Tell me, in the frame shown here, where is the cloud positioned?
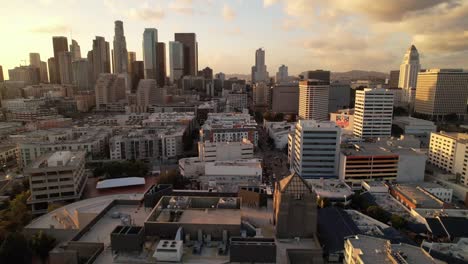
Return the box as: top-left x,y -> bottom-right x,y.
128,6 -> 165,22
263,0 -> 279,7
226,27 -> 242,35
223,4 -> 236,21
30,23 -> 69,34
169,0 -> 194,14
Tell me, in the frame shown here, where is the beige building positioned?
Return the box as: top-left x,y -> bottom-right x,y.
198,139 -> 254,162
270,83 -> 299,114
25,151 -> 87,214
298,79 -> 329,121
414,69 -> 468,119
136,79 -> 166,109
428,132 -> 468,186
353,88 -> 394,138
252,82 -> 270,108
94,73 -> 126,110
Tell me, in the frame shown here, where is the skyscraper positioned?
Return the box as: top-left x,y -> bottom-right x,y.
127,51 -> 136,75
276,64 -> 288,83
58,51 -> 73,84
398,45 -> 421,104
289,120 -> 341,179
143,28 -> 158,80
353,88 -> 394,138
169,41 -> 184,83
414,69 -> 468,120
47,58 -> 56,84
40,61 -> 48,83
52,36 -> 68,84
251,48 -> 269,83
156,42 -> 166,86
298,79 -> 329,121
72,59 -> 91,91
91,36 -> 111,83
29,53 -> 41,68
174,33 -> 198,76
69,39 -> 81,61
113,20 -> 128,74
0,65 -> 4,82
389,70 -> 400,88
8,66 -> 40,85
131,61 -> 144,92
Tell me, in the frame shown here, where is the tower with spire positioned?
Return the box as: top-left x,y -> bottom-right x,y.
398,45 -> 421,105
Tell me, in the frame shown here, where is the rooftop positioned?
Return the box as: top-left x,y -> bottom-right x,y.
391,184 -> 445,209
28,151 -> 85,169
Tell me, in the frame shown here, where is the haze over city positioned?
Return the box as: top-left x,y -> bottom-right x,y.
1,0 -> 468,78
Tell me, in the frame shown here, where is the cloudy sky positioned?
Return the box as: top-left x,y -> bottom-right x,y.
1,0 -> 467,78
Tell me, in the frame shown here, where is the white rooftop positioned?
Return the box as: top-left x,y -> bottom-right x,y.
96,177 -> 146,189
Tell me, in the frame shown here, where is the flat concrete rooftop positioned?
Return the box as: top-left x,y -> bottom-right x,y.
155,208 -> 241,225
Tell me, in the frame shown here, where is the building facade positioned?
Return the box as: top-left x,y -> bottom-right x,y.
271,83 -> 299,114
174,33 -> 198,76
143,28 -> 158,79
52,36 -> 68,84
353,88 -> 394,138
398,45 -> 420,104
289,120 -> 341,179
298,79 -> 329,121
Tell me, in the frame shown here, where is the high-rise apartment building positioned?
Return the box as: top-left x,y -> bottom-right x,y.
298,79 -> 329,121
174,33 -> 198,76
398,45 -> 420,104
251,48 -> 269,83
389,70 -> 400,88
414,69 -> 468,119
52,36 -> 68,83
169,41 -> 184,83
91,36 -> 111,83
353,88 -> 394,138
289,120 -> 341,179
47,58 -> 56,84
94,73 -> 126,110
276,64 -> 288,83
127,51 -> 136,74
26,151 -> 87,214
136,79 -> 165,108
58,51 -> 73,84
69,39 -> 81,61
113,20 -> 128,74
156,42 -> 166,86
143,28 -> 158,80
72,59 -> 91,90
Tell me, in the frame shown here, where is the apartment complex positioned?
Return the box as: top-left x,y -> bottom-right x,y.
414,69 -> 468,119
25,151 -> 87,214
353,88 -> 394,138
200,112 -> 258,146
298,79 -> 329,121
289,120 -> 341,179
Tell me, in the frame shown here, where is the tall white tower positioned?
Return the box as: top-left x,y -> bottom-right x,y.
113,21 -> 128,74
398,45 -> 420,104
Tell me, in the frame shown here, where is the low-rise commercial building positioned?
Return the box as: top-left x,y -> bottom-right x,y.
307,179 -> 353,206
264,121 -> 295,149
198,139 -> 253,162
393,116 -> 436,146
389,184 -> 446,209
25,151 -> 87,214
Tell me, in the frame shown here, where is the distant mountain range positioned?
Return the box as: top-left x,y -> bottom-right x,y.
225,70 -> 389,82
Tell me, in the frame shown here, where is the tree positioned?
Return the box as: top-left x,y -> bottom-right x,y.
390,214 -> 407,229
366,206 -> 390,223
0,232 -> 32,264
30,231 -> 56,264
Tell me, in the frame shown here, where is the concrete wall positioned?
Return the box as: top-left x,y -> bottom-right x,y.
397,153 -> 426,182
275,194 -> 317,239
110,226 -> 145,252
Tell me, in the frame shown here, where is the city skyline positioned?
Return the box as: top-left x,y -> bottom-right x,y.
1,0 -> 468,79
